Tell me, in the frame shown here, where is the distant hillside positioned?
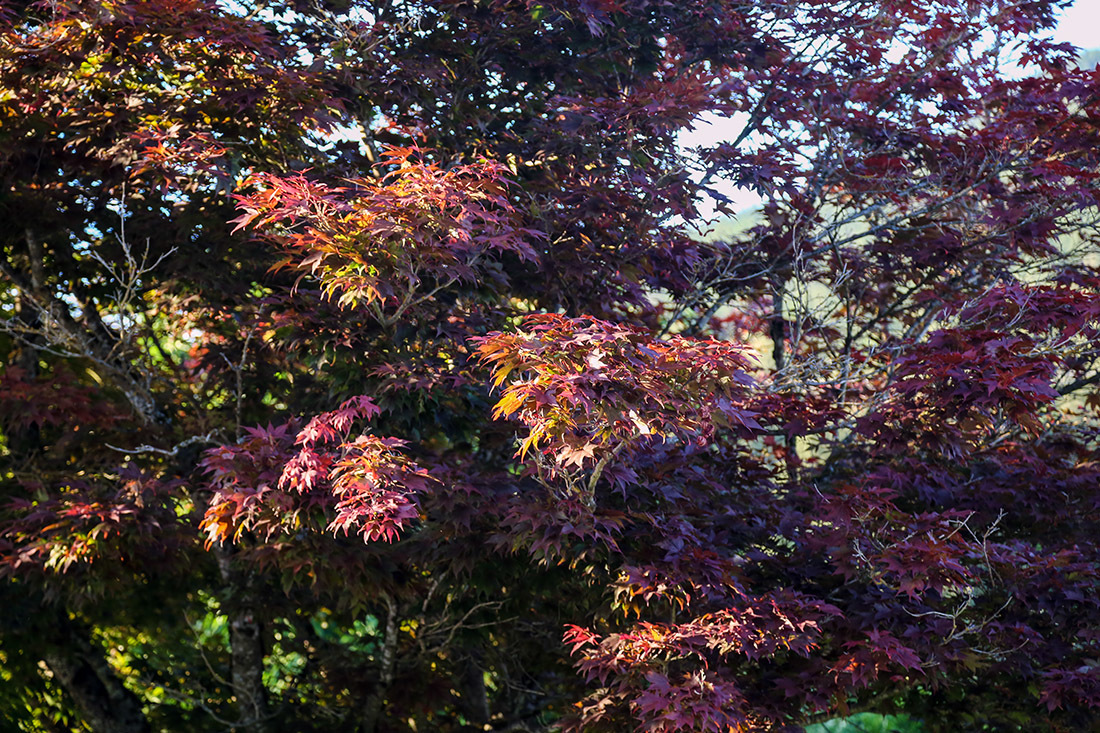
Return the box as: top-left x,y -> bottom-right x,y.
694,207 -> 760,242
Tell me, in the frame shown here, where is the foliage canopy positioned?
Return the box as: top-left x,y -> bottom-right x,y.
1,0 -> 1100,730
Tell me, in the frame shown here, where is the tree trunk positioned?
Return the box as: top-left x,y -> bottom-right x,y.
769,276 -> 786,374
214,544 -> 271,733
361,595 -> 397,733
41,619 -> 150,733
458,650 -> 490,727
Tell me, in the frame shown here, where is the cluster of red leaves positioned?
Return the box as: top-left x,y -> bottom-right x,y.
893,329 -> 1060,426
282,396 -> 433,543
130,122 -> 231,191
202,396 -> 434,547
231,148 -> 541,318
474,314 -> 760,471
0,470 -> 180,584
0,0 -> 331,173
490,495 -> 627,563
200,422 -> 299,547
856,283 -> 1100,458
0,366 -> 122,435
830,629 -> 924,690
812,482 -> 976,599
565,593 -> 839,731
952,282 -> 1100,342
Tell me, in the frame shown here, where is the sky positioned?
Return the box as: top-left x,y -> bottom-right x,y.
692,0 -> 1100,215
1053,0 -> 1100,49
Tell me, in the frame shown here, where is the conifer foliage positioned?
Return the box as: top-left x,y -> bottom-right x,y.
1,0 -> 1099,730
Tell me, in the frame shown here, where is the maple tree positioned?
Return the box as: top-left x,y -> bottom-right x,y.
1,0 -> 1100,731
